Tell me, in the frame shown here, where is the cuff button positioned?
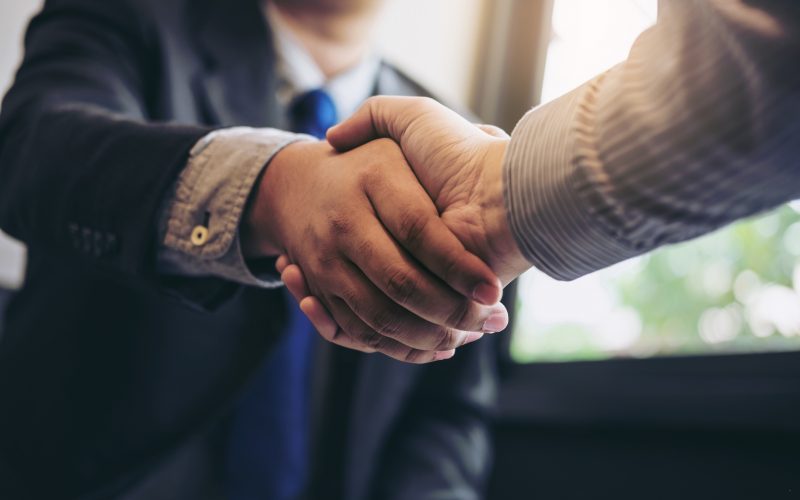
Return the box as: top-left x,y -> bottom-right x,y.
191,225 -> 210,246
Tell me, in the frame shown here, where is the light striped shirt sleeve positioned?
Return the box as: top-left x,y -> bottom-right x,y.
503,0 -> 800,281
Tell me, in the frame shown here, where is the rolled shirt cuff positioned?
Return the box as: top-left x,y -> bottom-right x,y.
503,77 -> 641,281
158,127 -> 314,287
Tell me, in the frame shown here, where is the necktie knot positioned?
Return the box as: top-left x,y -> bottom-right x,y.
290,89 -> 338,139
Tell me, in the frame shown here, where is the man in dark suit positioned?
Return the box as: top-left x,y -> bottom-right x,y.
0,0 -> 506,499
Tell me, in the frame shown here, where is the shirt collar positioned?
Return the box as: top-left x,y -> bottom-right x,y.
264,2 -> 381,120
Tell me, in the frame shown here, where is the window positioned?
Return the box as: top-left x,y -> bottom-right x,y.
511,0 -> 800,363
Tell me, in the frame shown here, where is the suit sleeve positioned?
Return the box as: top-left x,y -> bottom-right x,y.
368,339 -> 498,500
503,0 -> 800,280
0,0 -> 213,288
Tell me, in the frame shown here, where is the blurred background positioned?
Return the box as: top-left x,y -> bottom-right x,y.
2,0 -> 800,498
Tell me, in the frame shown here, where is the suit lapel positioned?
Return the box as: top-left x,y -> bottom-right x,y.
190,0 -> 287,129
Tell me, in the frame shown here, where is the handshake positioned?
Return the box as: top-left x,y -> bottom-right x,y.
242,97 -> 532,363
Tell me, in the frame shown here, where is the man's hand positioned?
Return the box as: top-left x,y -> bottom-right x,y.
277,97 -> 533,348
328,96 -> 531,284
242,138 -> 508,363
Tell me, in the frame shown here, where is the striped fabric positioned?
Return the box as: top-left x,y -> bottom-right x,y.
503,0 -> 800,281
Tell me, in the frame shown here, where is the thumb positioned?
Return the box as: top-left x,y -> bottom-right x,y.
327,96 -> 433,152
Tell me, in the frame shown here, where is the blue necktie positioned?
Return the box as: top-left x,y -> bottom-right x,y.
225,89 -> 338,500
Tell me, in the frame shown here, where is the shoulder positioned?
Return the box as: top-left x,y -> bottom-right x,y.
35,0 -> 191,36
376,61 -> 478,122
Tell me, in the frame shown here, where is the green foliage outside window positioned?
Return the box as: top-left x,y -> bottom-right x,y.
511,205 -> 800,363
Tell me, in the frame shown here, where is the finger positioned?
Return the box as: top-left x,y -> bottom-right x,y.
326,258 -> 492,351
276,254 -> 291,274
298,296 -> 376,353
364,154 -> 503,306
323,295 -> 455,364
289,263 -> 485,353
299,296 -> 342,342
308,291 -> 484,353
285,268 -> 371,352
475,124 -> 510,139
300,297 -> 462,361
340,217 -> 508,334
281,264 -> 311,301
327,96 -> 439,152
282,266 -> 369,351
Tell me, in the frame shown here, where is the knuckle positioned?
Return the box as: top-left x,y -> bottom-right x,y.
402,349 -> 431,364
340,311 -> 360,333
362,329 -> 385,351
370,308 -> 402,338
357,342 -> 378,354
327,213 -> 353,238
355,238 -> 375,262
445,299 -> 473,330
340,287 -> 361,311
434,328 -> 458,351
341,315 -> 368,343
397,211 -> 430,249
365,95 -> 382,108
384,269 -> 418,305
316,252 -> 339,268
365,96 -> 385,126
358,166 -> 383,188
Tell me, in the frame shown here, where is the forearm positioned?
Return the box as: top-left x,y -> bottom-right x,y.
503,0 -> 800,280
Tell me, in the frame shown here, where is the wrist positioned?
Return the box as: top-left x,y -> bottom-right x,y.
241,140 -> 312,258
481,139 -> 531,284
241,174 -> 277,258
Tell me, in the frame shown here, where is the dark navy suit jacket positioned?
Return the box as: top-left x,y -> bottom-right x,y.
0,0 -> 500,499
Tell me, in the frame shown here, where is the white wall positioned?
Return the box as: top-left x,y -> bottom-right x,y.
375,0 -> 484,106
0,0 -> 41,288
0,1 -> 41,95
0,0 -> 482,288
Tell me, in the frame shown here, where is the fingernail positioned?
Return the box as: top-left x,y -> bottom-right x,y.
473,282 -> 500,305
483,310 -> 509,333
463,332 -> 484,345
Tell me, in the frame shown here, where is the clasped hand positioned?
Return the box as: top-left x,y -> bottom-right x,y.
244,97 -> 531,363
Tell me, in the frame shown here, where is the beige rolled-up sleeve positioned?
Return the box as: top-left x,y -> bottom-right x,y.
158,127 -> 313,287
504,0 -> 800,281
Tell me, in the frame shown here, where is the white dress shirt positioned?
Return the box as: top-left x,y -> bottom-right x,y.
267,2 -> 381,121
